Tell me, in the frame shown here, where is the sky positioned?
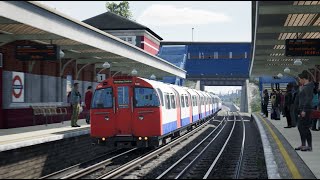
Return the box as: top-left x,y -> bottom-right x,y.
37,1 -> 251,42
37,1 -> 251,95
205,86 -> 242,95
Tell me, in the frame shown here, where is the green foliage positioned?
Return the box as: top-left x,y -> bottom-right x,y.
106,1 -> 133,19
250,83 -> 261,112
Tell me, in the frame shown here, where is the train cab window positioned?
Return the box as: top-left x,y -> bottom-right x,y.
185,96 -> 189,107
134,87 -> 160,108
91,88 -> 113,108
181,96 -> 185,108
170,95 -> 176,109
165,94 -> 171,109
156,88 -> 164,106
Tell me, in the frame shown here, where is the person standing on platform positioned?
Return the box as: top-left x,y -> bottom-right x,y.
70,83 -> 82,127
270,89 -> 277,120
262,89 -> 269,118
85,86 -> 93,124
295,71 -> 314,151
284,84 -> 293,128
311,83 -> 319,131
290,84 -> 299,127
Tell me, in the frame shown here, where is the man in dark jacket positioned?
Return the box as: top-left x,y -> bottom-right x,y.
295,70 -> 314,152
262,89 -> 269,118
284,84 -> 293,128
290,84 -> 299,127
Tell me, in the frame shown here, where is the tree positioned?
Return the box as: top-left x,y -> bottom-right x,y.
106,1 -> 133,19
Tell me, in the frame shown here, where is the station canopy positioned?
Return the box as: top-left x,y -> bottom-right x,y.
250,1 -> 320,77
0,1 -> 186,79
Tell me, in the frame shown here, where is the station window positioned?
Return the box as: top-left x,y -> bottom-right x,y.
134,87 -> 160,108
245,52 -> 247,59
229,52 -> 233,59
91,88 -> 113,108
170,95 -> 176,109
199,52 -> 201,59
127,37 -> 132,42
181,96 -> 185,108
214,52 -> 218,59
188,53 -> 190,59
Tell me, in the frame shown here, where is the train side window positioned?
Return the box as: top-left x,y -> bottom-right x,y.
181,95 -> 185,108
185,96 -> 189,107
165,94 -> 171,109
171,95 -> 176,109
193,96 -> 196,107
156,88 -> 164,106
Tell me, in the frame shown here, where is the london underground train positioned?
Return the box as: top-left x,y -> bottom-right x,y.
90,76 -> 222,148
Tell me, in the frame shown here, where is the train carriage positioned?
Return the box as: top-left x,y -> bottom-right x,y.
91,76 -> 221,148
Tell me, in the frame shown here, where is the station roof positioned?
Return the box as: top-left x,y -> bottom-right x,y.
83,11 -> 163,40
250,1 -> 320,77
0,1 -> 185,79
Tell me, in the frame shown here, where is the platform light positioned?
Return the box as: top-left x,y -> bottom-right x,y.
144,137 -> 148,141
131,69 -> 138,76
294,59 -> 302,66
284,67 -> 290,74
59,50 -> 65,58
277,73 -> 283,78
138,137 -> 142,140
102,137 -> 106,141
103,62 -> 111,69
150,74 -> 156,80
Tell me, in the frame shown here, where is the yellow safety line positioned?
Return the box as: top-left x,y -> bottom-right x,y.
257,113 -> 302,179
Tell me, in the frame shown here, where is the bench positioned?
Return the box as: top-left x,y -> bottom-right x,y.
30,105 -> 68,126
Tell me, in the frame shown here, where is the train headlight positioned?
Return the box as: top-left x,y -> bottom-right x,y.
139,116 -> 144,120
105,116 -> 109,121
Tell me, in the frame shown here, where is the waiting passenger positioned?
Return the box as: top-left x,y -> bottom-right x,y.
284,84 -> 293,128
295,71 -> 314,151
70,83 -> 82,127
262,89 -> 269,118
290,83 -> 299,127
85,86 -> 93,124
311,83 -> 319,131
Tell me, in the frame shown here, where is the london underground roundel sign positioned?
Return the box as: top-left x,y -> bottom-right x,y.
12,72 -> 24,102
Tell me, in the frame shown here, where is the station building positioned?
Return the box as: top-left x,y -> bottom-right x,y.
0,2 -> 178,129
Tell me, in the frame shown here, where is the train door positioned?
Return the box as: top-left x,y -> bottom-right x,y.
115,86 -> 133,135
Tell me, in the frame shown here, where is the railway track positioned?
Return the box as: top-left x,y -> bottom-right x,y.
40,148 -> 148,179
155,112 -> 238,179
40,114 -> 220,179
96,114 -> 223,179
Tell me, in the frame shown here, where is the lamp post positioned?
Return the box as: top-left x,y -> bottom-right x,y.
192,27 -> 194,42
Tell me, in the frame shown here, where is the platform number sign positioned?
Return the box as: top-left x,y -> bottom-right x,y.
97,74 -> 106,82
12,72 -> 24,103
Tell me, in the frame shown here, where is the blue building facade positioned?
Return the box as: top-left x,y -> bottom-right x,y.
185,42 -> 251,78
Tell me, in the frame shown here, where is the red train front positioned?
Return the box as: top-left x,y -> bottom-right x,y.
90,76 -> 162,147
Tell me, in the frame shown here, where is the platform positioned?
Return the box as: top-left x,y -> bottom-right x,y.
253,112 -> 319,179
0,119 -> 90,152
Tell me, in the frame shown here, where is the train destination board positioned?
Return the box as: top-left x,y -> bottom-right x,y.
285,39 -> 320,56
16,45 -> 59,61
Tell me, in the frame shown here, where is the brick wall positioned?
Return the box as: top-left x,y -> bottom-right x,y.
0,135 -> 113,179
0,40 -> 101,128
140,36 -> 159,55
